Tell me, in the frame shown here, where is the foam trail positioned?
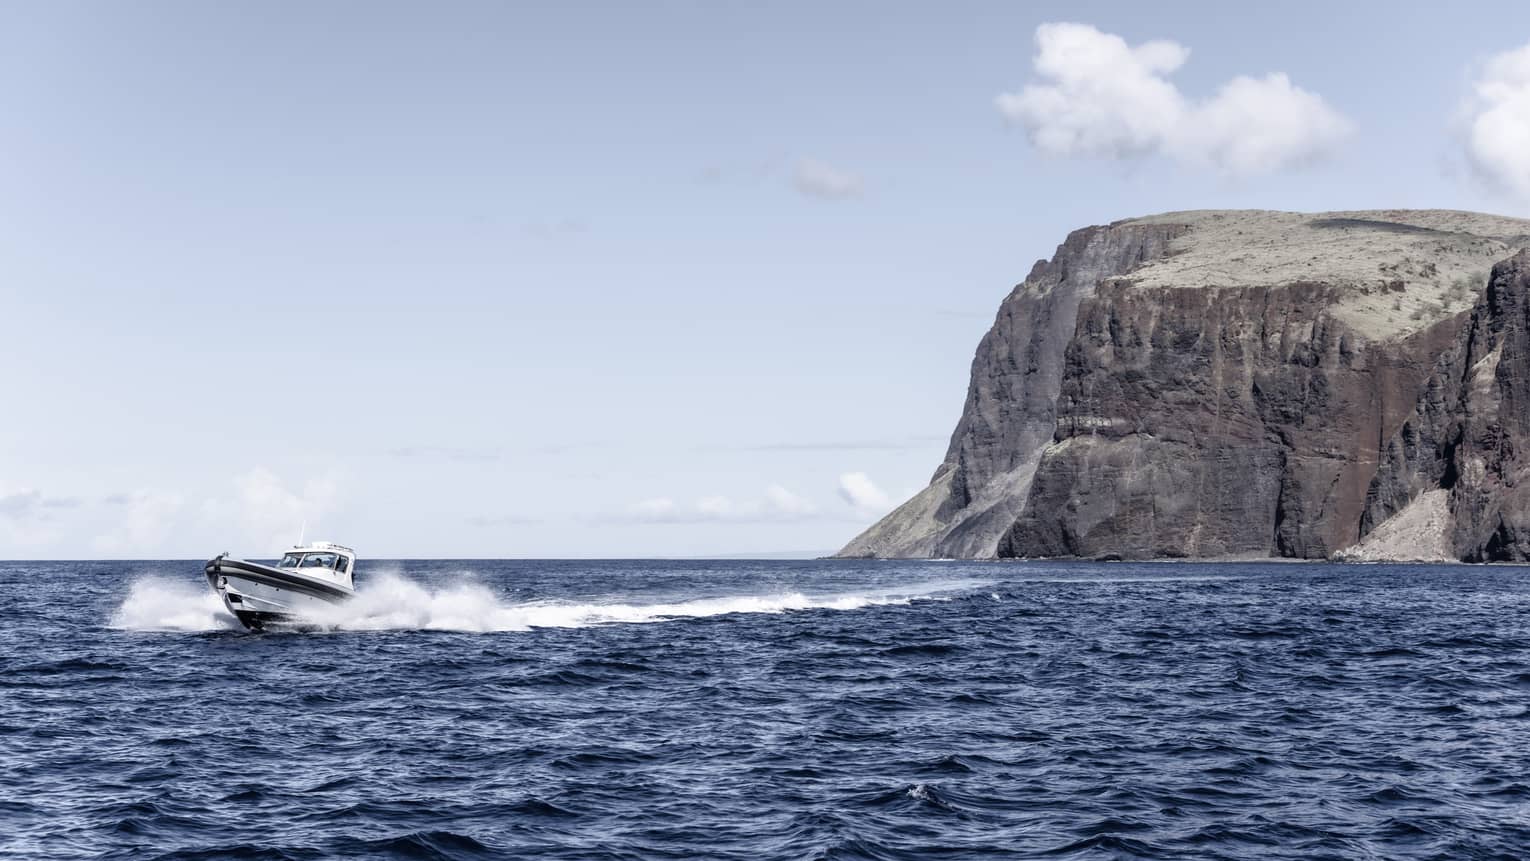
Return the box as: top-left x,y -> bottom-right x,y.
307,573 -> 986,633
110,576 -> 240,632
108,571 -> 989,634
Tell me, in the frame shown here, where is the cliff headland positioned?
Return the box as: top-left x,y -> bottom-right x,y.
839,210 -> 1530,562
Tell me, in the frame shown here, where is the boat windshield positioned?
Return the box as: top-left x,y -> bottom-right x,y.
276,551 -> 350,573
300,552 -> 339,570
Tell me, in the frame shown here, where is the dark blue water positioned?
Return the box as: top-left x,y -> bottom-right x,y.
5,560 -> 1530,859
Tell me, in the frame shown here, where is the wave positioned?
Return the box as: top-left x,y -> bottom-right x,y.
110,572 -> 986,634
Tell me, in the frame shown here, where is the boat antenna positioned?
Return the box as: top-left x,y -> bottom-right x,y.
298,519 -> 306,547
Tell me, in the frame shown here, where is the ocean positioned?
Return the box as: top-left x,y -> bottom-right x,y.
4,559 -> 1530,859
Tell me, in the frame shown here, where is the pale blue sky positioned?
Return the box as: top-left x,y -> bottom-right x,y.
2,2 -> 1527,558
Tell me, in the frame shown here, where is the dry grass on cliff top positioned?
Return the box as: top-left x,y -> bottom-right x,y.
1119,209 -> 1530,340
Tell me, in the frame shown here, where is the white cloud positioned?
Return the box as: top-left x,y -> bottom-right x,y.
695,495 -> 732,517
764,484 -> 816,517
615,485 -> 819,524
0,489 -> 45,520
1464,40 -> 1530,200
0,488 -> 78,516
0,488 -> 62,545
996,22 -> 1351,176
95,490 -> 185,554
837,472 -> 893,518
0,487 -> 84,546
793,158 -> 864,200
203,467 -> 339,551
631,497 -> 680,520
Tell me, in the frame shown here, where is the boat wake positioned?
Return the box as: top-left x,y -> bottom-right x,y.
110,572 -> 987,633
109,577 -> 243,632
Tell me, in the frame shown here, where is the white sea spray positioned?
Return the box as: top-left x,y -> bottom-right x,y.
107,571 -> 988,634
109,576 -> 240,632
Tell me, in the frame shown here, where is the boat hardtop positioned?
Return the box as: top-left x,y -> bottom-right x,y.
272,542 -> 358,587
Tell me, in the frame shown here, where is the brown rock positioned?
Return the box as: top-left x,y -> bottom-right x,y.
1365,251 -> 1530,561
838,210 -> 1530,561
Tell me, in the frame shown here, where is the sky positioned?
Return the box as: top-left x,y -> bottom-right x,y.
2,1 -> 1529,559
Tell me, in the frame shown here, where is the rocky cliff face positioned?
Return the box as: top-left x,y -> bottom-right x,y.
838,210 -> 1530,561
1353,251 -> 1530,561
837,221 -> 1188,558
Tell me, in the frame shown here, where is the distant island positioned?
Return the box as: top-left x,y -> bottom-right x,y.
839,210 -> 1530,563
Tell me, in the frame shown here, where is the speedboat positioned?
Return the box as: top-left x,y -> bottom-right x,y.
205,542 -> 357,630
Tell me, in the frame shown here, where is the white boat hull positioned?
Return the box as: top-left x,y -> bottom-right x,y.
205,556 -> 354,630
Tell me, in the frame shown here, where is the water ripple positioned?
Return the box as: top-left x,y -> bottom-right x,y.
3,559 -> 1530,858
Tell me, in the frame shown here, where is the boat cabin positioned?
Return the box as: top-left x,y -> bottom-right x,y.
276,542 -> 357,587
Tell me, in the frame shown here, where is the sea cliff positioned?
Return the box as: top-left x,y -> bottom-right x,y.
838,210 -> 1530,562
